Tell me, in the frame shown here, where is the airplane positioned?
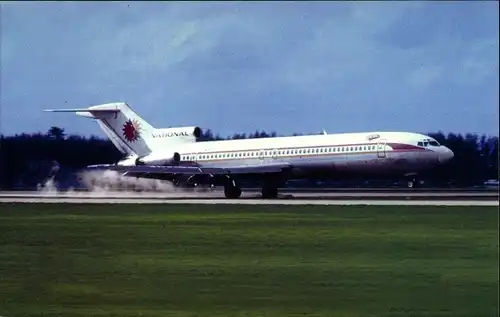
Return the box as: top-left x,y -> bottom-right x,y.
44,102 -> 454,198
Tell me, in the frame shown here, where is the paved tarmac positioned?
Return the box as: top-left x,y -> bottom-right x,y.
0,190 -> 497,206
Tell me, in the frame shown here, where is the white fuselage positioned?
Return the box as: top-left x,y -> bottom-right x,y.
120,131 -> 454,179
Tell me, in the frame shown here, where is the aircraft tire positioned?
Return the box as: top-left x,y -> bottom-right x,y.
171,178 -> 181,187
261,186 -> 278,199
407,178 -> 419,188
224,185 -> 242,199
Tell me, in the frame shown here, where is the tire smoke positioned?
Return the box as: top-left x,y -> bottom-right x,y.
78,170 -> 177,193
35,170 -> 212,196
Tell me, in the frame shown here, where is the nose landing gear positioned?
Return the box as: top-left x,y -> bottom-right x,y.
407,179 -> 416,188
406,177 -> 424,188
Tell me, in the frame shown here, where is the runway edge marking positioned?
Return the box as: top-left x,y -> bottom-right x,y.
0,197 -> 497,206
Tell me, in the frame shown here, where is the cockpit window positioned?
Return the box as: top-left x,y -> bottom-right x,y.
418,139 -> 440,147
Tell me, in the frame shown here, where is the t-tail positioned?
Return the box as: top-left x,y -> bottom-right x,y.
44,102 -> 201,158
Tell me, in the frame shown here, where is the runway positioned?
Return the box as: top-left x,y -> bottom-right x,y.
0,190 -> 497,206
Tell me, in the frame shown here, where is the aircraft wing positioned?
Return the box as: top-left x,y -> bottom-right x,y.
86,162 -> 292,175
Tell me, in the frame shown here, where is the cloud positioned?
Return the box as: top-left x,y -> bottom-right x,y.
1,1 -> 498,137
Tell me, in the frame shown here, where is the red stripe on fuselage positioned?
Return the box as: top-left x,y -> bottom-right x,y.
387,143 -> 427,151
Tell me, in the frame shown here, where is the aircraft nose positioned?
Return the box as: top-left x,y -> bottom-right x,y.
439,146 -> 454,163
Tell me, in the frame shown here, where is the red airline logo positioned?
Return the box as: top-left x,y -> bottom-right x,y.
122,119 -> 141,142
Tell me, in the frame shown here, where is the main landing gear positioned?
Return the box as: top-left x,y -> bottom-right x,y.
261,176 -> 284,199
261,184 -> 279,199
222,176 -> 282,199
224,177 -> 242,199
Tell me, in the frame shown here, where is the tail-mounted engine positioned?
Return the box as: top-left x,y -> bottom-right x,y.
135,152 -> 181,166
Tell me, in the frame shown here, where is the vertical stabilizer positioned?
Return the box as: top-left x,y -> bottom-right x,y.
44,102 -> 155,157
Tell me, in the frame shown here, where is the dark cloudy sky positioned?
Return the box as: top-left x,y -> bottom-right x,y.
1,1 -> 498,138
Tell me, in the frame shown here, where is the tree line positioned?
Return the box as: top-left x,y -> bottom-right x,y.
0,126 -> 498,189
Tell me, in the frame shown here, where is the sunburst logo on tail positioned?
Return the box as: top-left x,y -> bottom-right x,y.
122,119 -> 141,142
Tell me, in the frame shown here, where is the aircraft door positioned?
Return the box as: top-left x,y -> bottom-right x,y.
377,139 -> 387,158
272,149 -> 278,161
258,150 -> 265,162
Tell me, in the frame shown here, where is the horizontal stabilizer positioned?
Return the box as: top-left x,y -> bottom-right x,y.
43,108 -> 120,113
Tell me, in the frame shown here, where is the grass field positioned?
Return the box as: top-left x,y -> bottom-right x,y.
0,203 -> 498,317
